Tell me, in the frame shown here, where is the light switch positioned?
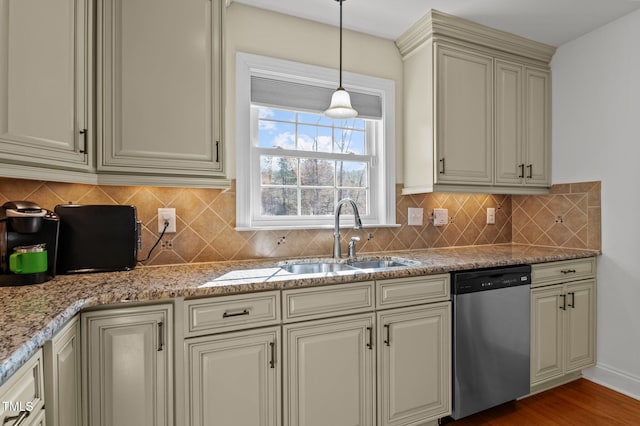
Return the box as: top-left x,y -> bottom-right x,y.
433,208 -> 448,226
487,207 -> 496,225
408,207 -> 423,226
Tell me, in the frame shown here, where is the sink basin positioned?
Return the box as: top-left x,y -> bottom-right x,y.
279,262 -> 357,274
278,257 -> 417,275
347,259 -> 410,269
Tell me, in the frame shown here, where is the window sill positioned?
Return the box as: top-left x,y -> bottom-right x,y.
235,223 -> 401,232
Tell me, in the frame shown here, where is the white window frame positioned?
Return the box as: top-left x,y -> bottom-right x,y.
236,52 -> 396,230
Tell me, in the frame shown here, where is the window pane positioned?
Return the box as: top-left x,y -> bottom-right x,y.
337,189 -> 368,215
258,121 -> 296,149
337,161 -> 368,187
300,159 -> 335,186
301,189 -> 335,215
258,107 -> 296,122
261,188 -> 298,216
298,125 -> 332,152
298,112 -> 332,126
335,128 -> 365,154
260,156 -> 298,185
334,118 -> 365,129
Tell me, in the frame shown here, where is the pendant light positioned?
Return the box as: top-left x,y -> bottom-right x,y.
325,0 -> 358,119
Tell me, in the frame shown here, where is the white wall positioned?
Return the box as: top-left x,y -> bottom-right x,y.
552,8 -> 640,398
224,3 -> 404,180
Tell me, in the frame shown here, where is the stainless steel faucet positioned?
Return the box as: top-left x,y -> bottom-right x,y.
333,198 -> 363,259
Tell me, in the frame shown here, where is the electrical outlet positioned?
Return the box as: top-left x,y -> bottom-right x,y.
487,207 -> 496,225
408,207 -> 423,226
433,208 -> 448,226
158,208 -> 177,233
160,239 -> 173,249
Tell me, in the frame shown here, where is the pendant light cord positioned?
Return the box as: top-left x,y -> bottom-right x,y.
338,0 -> 344,90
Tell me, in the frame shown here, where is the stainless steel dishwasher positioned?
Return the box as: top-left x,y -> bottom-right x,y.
450,264 -> 531,420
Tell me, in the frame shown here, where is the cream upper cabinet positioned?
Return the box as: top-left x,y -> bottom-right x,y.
495,62 -> 550,186
377,303 -> 450,426
398,9 -> 555,195
435,44 -> 493,185
82,305 -> 173,426
97,0 -> 223,179
0,0 -> 90,172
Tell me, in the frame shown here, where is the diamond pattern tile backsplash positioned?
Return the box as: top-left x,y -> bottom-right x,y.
0,178 -> 600,266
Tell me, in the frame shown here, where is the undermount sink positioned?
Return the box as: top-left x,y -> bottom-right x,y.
279,262 -> 357,274
347,259 -> 409,269
278,257 -> 416,275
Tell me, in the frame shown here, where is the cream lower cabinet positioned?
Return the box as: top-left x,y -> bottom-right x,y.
43,315 -> 81,426
185,327 -> 281,426
284,314 -> 376,426
377,303 -> 450,426
82,304 -> 173,426
181,291 -> 281,426
0,349 -> 45,426
531,258 -> 597,389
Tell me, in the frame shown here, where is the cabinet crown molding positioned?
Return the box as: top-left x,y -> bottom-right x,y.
395,9 -> 557,62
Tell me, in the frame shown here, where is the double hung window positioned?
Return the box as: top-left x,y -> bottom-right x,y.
236,53 -> 395,229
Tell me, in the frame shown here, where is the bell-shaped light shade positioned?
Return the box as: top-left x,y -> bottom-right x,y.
325,88 -> 358,119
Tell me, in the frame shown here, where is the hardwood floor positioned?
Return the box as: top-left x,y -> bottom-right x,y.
449,379 -> 640,425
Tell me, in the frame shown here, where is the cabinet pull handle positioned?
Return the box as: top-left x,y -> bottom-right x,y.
384,324 -> 391,347
3,410 -> 30,425
79,128 -> 87,154
158,321 -> 164,351
439,158 -> 445,174
568,291 -> 575,309
269,341 -> 276,369
215,141 -> 220,163
527,164 -> 533,179
222,309 -> 250,318
559,294 -> 567,311
366,327 -> 373,350
560,269 -> 577,274
518,164 -> 525,178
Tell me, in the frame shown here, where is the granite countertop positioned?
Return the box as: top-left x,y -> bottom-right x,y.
0,243 -> 599,386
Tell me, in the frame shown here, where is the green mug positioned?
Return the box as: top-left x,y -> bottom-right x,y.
9,244 -> 48,274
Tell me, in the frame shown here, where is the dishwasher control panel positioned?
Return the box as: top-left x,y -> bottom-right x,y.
451,264 -> 531,294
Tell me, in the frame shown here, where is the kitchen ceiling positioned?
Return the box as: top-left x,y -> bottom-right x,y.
231,0 -> 640,46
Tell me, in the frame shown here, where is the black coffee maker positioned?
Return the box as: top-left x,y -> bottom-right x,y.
0,201 -> 60,286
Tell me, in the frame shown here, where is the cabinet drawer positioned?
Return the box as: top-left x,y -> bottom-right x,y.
377,274 -> 450,309
0,349 -> 45,425
282,281 -> 375,322
532,257 -> 596,287
185,291 -> 280,336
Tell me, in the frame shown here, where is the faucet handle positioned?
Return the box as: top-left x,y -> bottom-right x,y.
348,236 -> 360,258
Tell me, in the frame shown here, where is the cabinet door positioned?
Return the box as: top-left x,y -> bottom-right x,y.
495,60 -> 523,185
0,0 -> 89,170
44,316 -> 81,426
98,0 -> 222,176
565,280 -> 596,373
284,314 -> 375,426
377,303 -> 450,426
531,284 -> 565,384
434,44 -> 493,185
523,67 -> 550,186
83,305 -> 173,426
185,327 -> 280,426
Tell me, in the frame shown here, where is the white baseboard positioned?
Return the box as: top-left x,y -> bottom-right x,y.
582,363 -> 640,400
